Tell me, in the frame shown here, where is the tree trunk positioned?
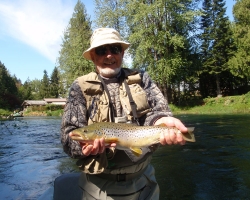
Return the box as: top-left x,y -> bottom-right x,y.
216,74 -> 222,97
162,84 -> 169,104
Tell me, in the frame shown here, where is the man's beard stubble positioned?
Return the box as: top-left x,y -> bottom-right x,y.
98,66 -> 121,78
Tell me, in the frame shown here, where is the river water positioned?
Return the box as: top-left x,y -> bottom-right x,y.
0,114 -> 249,200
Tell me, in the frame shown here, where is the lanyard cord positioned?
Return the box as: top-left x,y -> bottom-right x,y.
97,74 -> 115,122
123,80 -> 140,125
97,72 -> 140,125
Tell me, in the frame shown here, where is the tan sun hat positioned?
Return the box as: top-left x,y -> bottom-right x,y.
83,28 -> 130,60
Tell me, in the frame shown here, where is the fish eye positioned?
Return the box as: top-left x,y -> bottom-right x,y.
84,129 -> 88,132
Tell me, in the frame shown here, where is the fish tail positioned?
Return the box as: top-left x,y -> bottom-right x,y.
183,127 -> 195,142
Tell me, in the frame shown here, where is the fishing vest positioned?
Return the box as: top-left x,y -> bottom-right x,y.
76,68 -> 156,173
77,68 -> 151,125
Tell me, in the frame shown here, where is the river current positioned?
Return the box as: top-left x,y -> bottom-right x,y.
0,114 -> 249,199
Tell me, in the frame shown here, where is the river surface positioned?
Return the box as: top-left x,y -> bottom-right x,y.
0,114 -> 249,200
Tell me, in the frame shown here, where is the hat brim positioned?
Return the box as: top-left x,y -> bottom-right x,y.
83,40 -> 130,60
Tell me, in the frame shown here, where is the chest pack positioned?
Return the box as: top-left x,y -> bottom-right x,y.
77,68 -> 151,125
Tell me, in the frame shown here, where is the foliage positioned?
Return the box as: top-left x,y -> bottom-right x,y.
50,67 -> 60,98
40,70 -> 50,98
228,0 -> 250,83
45,109 -> 64,117
57,0 -> 94,90
126,0 -> 199,80
18,78 -> 34,101
94,0 -> 201,102
23,104 -> 64,117
0,61 -> 20,109
28,79 -> 43,100
199,0 -> 236,97
171,91 -> 250,114
45,104 -> 64,111
94,0 -> 127,33
94,0 -> 132,67
0,109 -> 12,117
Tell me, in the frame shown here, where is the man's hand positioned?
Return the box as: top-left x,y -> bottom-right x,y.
69,133 -> 117,156
154,116 -> 188,145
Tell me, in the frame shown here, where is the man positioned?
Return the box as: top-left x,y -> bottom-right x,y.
61,28 -> 188,199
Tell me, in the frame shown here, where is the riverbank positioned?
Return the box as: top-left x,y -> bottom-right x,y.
0,109 -> 64,119
1,93 -> 250,119
171,92 -> 250,114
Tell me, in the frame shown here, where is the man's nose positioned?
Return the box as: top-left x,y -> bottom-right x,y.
105,48 -> 113,57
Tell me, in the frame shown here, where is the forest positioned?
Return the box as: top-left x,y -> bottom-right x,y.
0,0 -> 249,110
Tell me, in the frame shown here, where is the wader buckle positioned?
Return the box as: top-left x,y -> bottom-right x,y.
117,174 -> 126,182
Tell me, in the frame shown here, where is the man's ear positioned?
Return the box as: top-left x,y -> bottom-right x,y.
90,50 -> 95,62
121,50 -> 125,58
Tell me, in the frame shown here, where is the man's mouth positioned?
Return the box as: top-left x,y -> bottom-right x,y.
104,61 -> 115,65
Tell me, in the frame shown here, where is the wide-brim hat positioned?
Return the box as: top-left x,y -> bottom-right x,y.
83,28 -> 130,60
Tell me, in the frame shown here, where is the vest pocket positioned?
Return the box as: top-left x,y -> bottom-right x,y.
120,83 -> 151,118
87,95 -> 109,124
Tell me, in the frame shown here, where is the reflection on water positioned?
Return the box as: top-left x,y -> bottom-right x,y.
0,117 -> 78,200
0,115 -> 250,199
154,114 -> 250,200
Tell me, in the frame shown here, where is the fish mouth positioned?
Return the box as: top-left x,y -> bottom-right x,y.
69,132 -> 85,141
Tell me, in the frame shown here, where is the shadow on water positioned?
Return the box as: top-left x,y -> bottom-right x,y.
153,114 -> 250,200
0,115 -> 250,199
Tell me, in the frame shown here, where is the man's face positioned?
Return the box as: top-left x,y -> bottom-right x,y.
90,43 -> 124,78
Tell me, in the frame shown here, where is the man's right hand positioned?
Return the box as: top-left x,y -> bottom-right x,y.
79,138 -> 116,156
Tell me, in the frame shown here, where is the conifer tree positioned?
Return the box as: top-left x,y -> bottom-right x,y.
20,78 -> 33,101
200,0 -> 235,97
40,70 -> 50,98
50,67 -> 60,98
57,0 -> 93,89
0,61 -> 19,108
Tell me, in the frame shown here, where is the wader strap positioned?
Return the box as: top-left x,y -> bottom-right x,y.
98,74 -> 115,122
123,80 -> 140,125
92,166 -> 147,182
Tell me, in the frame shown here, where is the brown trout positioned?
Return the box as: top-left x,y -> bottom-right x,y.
70,122 -> 195,156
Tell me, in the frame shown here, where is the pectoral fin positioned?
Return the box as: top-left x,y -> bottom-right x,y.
105,138 -> 119,144
130,147 -> 142,157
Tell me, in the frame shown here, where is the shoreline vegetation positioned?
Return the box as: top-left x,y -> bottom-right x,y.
1,92 -> 250,119
171,92 -> 250,115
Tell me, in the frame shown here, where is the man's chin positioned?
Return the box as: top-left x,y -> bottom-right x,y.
99,67 -> 121,78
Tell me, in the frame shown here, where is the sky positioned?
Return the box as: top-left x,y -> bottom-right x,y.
0,0 -> 236,84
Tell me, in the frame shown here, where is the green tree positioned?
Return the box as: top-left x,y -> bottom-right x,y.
50,67 -> 60,98
94,0 -> 127,34
228,0 -> 250,92
29,79 -> 42,100
93,0 -> 201,103
40,70 -> 50,98
125,0 -> 200,102
200,0 -> 235,97
57,0 -> 94,89
18,78 -> 33,101
0,61 -> 20,109
94,0 -> 131,67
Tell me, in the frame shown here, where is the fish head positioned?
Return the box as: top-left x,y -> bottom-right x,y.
70,127 -> 98,142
